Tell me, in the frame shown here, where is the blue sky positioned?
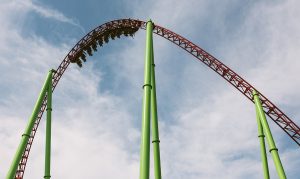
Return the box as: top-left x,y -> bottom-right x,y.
1,0 -> 300,178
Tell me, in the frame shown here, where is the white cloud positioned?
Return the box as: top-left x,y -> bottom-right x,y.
119,0 -> 300,178
1,0 -> 300,179
0,1 -> 139,179
18,0 -> 85,32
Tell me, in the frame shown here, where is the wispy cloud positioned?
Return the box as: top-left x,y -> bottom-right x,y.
118,0 -> 300,178
0,1 -> 137,178
1,0 -> 300,179
20,0 -> 85,32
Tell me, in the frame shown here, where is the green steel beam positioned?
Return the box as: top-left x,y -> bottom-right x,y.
6,70 -> 54,179
255,107 -> 270,179
150,32 -> 162,179
139,20 -> 154,179
44,70 -> 54,179
253,90 -> 286,179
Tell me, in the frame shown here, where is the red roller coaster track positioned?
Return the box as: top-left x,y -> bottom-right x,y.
14,18 -> 300,179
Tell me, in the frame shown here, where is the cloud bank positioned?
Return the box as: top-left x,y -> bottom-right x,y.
0,0 -> 300,179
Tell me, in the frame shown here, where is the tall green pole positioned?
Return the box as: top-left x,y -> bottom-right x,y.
255,107 -> 270,179
150,32 -> 162,179
139,20 -> 153,179
44,70 -> 54,179
6,70 -> 54,179
253,90 -> 286,179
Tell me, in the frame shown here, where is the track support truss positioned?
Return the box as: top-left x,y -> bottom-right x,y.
6,18 -> 300,179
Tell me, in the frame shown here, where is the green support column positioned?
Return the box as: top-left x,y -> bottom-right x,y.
150,34 -> 162,179
253,90 -> 286,179
255,107 -> 270,179
6,70 -> 54,179
44,70 -> 54,179
139,20 -> 154,179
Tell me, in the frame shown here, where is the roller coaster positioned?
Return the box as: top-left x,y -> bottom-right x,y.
6,19 -> 300,179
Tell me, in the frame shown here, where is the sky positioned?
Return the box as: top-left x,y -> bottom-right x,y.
1,0 -> 300,178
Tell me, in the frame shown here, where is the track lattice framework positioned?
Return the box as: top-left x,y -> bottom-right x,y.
14,18 -> 300,179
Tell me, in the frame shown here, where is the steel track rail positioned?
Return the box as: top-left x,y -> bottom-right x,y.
14,18 -> 300,179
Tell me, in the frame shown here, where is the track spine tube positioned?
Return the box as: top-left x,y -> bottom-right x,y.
44,70 -> 54,179
139,20 -> 153,179
150,32 -> 162,179
253,90 -> 286,179
255,106 -> 270,179
6,70 -> 53,179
